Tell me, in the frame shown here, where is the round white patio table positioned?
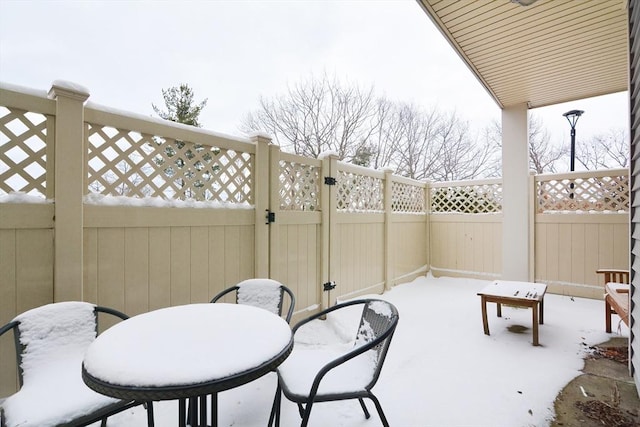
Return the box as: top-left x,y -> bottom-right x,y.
82,303 -> 293,427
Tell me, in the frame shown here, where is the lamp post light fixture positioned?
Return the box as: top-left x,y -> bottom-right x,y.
562,109 -> 584,199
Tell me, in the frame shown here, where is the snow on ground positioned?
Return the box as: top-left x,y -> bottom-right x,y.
95,274 -> 628,427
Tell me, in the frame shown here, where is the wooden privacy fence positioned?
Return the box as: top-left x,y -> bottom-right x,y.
0,81 -> 630,394
0,81 -> 428,395
430,170 -> 630,298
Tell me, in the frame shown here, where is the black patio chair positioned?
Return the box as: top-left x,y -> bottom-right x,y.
0,301 -> 154,427
211,278 -> 295,323
184,278 -> 296,426
268,299 -> 399,427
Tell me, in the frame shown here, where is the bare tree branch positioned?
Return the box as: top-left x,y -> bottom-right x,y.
576,128 -> 629,170
241,73 -> 377,162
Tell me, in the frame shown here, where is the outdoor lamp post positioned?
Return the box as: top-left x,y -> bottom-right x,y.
562,109 -> 584,198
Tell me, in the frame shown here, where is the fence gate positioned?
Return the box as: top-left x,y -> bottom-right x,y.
267,147 -> 329,319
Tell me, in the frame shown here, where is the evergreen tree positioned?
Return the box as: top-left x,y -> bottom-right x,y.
152,84 -> 208,127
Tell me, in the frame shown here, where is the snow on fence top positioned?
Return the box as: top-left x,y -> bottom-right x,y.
1,84 -> 627,214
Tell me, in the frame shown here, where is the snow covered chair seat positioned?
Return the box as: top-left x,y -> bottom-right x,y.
597,268 -> 630,333
211,278 -> 295,323
268,299 -> 399,427
0,302 -> 154,427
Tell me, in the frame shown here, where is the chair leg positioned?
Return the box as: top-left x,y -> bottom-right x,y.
605,299 -> 613,333
300,401 -> 314,427
268,384 -> 282,427
358,398 -> 371,419
368,393 -> 390,427
145,401 -> 155,427
178,399 -> 186,427
188,397 -> 198,427
101,418 -> 108,427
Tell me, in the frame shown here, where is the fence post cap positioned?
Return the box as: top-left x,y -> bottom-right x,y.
48,80 -> 90,101
318,150 -> 339,160
248,131 -> 273,143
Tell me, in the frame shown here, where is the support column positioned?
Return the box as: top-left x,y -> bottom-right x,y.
48,81 -> 90,301
501,103 -> 531,281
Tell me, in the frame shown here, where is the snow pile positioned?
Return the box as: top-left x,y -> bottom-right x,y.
0,192 -> 51,204
84,193 -> 253,209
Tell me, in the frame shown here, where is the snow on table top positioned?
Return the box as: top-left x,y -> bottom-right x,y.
478,280 -> 547,300
83,303 -> 292,387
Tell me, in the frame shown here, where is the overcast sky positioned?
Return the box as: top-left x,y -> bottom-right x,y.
0,0 -> 628,152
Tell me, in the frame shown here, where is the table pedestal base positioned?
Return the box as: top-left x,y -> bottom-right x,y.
179,393 -> 218,427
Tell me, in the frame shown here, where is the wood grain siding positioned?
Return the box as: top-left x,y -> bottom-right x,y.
628,0 -> 639,387
429,214 -> 502,278
390,216 -> 428,284
271,223 -> 320,312
332,214 -> 385,299
430,210 -> 628,299
82,208 -> 256,314
0,204 -> 54,396
535,214 -> 629,298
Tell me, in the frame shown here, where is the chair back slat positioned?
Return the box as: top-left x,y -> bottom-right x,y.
237,279 -> 284,316
596,269 -> 630,285
354,300 -> 399,387
212,278 -> 296,323
13,302 -> 98,386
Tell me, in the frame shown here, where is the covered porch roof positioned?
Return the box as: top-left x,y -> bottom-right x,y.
416,0 -> 629,109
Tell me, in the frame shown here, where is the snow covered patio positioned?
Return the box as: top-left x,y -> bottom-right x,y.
96,274 -> 628,427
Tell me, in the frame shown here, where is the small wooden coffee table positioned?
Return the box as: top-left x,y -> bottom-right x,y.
477,280 -> 548,346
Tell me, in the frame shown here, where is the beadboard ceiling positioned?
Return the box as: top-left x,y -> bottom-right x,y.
416,0 -> 629,108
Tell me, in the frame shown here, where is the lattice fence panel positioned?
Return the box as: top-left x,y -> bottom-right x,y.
0,107 -> 48,197
537,174 -> 629,212
279,160 -> 320,211
86,123 -> 253,204
430,182 -> 502,213
392,181 -> 425,213
336,170 -> 384,212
